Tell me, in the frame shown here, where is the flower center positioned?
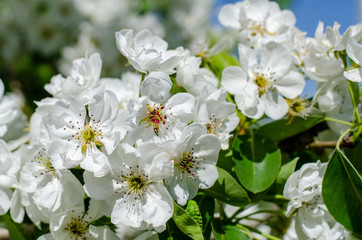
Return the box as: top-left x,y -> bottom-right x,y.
176,150 -> 200,179
286,97 -> 309,120
32,148 -> 57,177
140,103 -> 168,136
254,74 -> 270,97
119,168 -> 150,199
64,217 -> 89,240
205,114 -> 226,135
252,67 -> 275,97
75,125 -> 103,154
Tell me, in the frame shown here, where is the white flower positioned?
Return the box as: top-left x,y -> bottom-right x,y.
344,40 -> 362,82
176,54 -> 218,97
301,22 -> 345,82
283,161 -> 350,239
45,53 -> 103,104
218,0 -> 296,48
45,91 -> 126,177
101,72 -> 141,110
0,139 -> 21,189
193,88 -> 239,150
18,144 -> 84,213
115,29 -> 184,74
163,123 -> 220,205
38,200 -> 118,240
126,78 -> 194,143
221,43 -> 305,120
84,143 -> 173,231
283,161 -> 326,217
0,79 -> 25,138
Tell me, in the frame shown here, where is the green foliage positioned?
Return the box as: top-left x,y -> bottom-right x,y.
203,167 -> 250,206
233,135 -> 281,193
256,116 -> 324,143
196,195 -> 215,239
270,157 -> 299,194
1,214 -> 26,240
322,150 -> 362,236
172,201 -> 204,240
185,200 -> 203,229
208,52 -> 240,80
212,219 -> 249,240
343,141 -> 362,174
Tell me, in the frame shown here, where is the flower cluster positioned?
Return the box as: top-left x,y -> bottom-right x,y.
0,25 -> 240,238
0,0 -> 361,239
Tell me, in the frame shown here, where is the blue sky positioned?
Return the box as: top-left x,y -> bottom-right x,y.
213,0 -> 362,97
291,0 -> 361,36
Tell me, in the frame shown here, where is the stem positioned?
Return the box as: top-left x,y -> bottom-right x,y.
237,224 -> 282,240
323,117 -> 353,127
141,72 -> 146,82
233,209 -> 286,222
262,194 -> 286,201
336,128 -> 352,151
306,140 -> 337,149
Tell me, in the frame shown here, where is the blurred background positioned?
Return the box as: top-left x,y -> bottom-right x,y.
0,0 -> 360,114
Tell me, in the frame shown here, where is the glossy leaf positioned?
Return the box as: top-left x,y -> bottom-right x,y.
209,52 -> 240,79
172,201 -> 203,240
273,157 -> 299,194
185,200 -> 203,229
197,195 -> 214,239
256,116 -> 324,143
212,220 -> 249,240
203,167 -> 250,206
233,135 -> 281,193
322,150 -> 362,235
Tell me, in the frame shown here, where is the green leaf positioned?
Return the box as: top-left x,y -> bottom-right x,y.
256,116 -> 324,143
185,200 -> 203,229
172,201 -> 203,240
159,218 -> 191,240
342,141 -> 362,175
209,52 -> 240,80
322,150 -> 362,235
212,220 -> 249,240
203,167 -> 250,206
2,214 -> 26,240
349,81 -> 360,107
273,157 -> 299,194
233,135 -> 281,193
197,195 -> 214,239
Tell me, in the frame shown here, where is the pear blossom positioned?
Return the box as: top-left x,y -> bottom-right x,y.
221,43 -> 305,119
18,144 -> 84,214
283,161 -> 350,239
193,87 -> 239,149
176,54 -> 218,97
38,200 -> 118,240
344,40 -> 362,82
0,79 -> 26,138
163,123 -> 220,205
126,73 -> 194,143
84,143 -> 173,231
101,72 -> 141,110
0,140 -> 21,215
44,91 -> 126,177
301,22 -> 345,82
218,0 -> 296,48
45,53 -> 103,104
115,29 -> 184,74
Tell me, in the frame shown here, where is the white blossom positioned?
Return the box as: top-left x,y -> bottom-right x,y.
115,29 -> 184,74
